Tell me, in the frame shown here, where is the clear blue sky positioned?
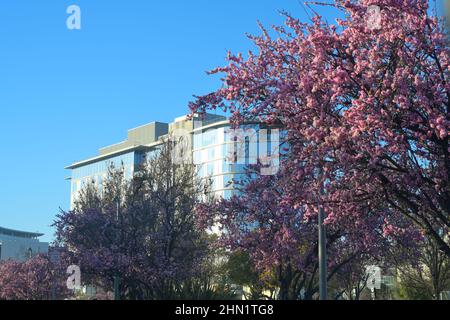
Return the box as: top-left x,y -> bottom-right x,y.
0,1 -> 445,243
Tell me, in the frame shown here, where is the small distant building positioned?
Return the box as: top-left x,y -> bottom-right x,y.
0,226 -> 49,262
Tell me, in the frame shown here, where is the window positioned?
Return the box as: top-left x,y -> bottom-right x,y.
207,147 -> 215,160
382,276 -> 395,287
207,163 -> 214,175
193,150 -> 202,164
72,152 -> 136,181
197,164 -> 205,177
223,174 -> 234,188
223,189 -> 234,199
440,291 -> 450,300
193,132 -> 202,149
202,129 -> 218,146
245,136 -> 250,165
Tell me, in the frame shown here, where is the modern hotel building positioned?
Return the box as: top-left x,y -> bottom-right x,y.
66,113 -> 281,208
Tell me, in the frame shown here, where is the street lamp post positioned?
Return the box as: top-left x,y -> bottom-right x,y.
318,168 -> 328,300
114,197 -> 121,301
114,274 -> 120,300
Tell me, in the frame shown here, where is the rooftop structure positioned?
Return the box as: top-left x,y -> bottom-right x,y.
0,226 -> 44,239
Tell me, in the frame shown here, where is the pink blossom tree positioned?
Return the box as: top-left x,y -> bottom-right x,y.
54,141 -> 211,299
0,254 -> 70,300
190,0 -> 449,256
196,164 -> 420,299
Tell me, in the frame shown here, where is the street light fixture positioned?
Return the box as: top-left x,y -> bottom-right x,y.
114,196 -> 121,301
318,167 -> 328,300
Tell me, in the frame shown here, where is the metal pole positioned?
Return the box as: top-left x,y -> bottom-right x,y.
318,170 -> 328,300
51,283 -> 56,301
114,198 -> 120,301
114,275 -> 120,300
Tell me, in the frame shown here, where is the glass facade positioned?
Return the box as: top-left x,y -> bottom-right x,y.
69,117 -> 283,207
193,124 -> 281,199
71,152 -> 140,205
